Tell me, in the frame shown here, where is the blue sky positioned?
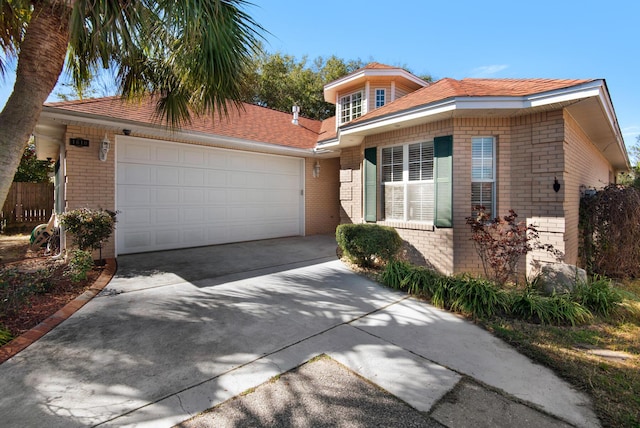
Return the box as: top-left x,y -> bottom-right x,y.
1,0 -> 638,150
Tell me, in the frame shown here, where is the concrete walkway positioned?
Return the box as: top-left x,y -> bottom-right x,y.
0,235 -> 599,427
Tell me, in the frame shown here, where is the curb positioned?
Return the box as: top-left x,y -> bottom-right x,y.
0,258 -> 117,364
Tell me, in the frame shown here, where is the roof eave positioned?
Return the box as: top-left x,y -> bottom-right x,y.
323,68 -> 428,103
330,80 -> 629,170
36,107 -> 316,158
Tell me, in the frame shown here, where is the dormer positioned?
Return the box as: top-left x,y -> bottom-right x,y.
323,62 -> 428,128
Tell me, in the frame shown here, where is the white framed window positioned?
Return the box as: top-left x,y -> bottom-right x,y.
382,142 -> 435,222
471,136 -> 495,216
375,89 -> 386,108
339,91 -> 363,124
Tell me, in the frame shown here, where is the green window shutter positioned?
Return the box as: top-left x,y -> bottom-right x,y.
434,136 -> 453,228
364,147 -> 377,222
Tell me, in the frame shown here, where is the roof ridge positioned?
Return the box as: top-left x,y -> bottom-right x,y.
45,95 -> 123,107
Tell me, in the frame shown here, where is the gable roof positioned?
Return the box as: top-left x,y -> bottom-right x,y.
43,96 -> 322,150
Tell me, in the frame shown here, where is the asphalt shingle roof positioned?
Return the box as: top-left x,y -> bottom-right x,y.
46,77 -> 595,147
46,96 -> 322,150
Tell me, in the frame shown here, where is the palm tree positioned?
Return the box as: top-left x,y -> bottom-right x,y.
0,0 -> 263,207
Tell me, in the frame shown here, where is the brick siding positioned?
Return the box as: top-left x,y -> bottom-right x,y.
305,157 -> 340,235
337,109 -> 615,277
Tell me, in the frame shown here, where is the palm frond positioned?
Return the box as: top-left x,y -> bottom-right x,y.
66,0 -> 265,127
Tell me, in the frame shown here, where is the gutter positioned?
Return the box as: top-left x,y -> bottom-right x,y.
39,107 -> 318,158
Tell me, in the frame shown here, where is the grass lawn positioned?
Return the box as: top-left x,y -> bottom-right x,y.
484,280 -> 640,428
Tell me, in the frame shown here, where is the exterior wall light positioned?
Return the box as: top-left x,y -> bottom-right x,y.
313,160 -> 321,178
553,177 -> 561,193
99,134 -> 110,162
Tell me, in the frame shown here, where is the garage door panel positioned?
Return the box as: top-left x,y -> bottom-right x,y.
183,188 -> 205,204
121,143 -> 152,162
206,189 -> 227,203
118,185 -> 151,205
156,146 -> 180,163
156,229 -> 181,246
156,208 -> 180,224
117,137 -> 303,254
183,169 -> 205,186
206,170 -> 227,186
156,166 -> 181,185
121,208 -> 152,225
183,149 -> 206,165
118,164 -> 153,185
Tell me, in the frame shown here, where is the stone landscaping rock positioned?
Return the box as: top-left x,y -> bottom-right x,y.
540,263 -> 587,295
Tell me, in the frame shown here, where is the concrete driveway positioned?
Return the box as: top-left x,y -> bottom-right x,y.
0,235 -> 598,427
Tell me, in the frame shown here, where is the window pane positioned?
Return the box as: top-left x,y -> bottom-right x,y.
382,146 -> 403,182
384,182 -> 404,220
471,137 -> 493,180
471,182 -> 494,216
408,182 -> 434,222
408,142 -> 434,181
352,92 -> 362,119
376,89 -> 385,108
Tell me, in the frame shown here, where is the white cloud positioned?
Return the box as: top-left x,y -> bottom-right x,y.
469,64 -> 509,78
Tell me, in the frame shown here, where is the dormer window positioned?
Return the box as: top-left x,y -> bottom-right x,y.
340,91 -> 363,124
375,89 -> 386,108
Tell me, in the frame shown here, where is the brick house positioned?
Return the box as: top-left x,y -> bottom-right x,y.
34,63 -> 628,275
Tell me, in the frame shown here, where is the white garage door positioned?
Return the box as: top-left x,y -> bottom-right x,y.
116,136 -> 304,255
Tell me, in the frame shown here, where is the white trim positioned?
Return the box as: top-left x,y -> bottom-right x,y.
324,67 -> 428,93
339,90 -> 364,125
364,81 -> 370,116
341,80 -> 613,136
391,81 -> 396,102
471,136 -> 496,215
380,141 -> 436,224
375,88 -> 386,108
39,107 -> 315,158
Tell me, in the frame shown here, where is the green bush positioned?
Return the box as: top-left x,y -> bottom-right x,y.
336,224 -> 402,267
571,276 -> 622,317
65,249 -> 94,283
60,208 -> 117,251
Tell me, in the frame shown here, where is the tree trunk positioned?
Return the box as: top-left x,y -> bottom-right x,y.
0,3 -> 71,209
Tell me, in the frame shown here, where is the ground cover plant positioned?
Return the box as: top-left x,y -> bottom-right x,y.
0,235 -> 103,348
336,224 -> 640,427
377,259 -> 640,427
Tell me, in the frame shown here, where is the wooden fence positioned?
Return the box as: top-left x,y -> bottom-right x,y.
1,182 -> 54,233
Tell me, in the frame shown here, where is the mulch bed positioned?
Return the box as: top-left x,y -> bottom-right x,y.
1,256 -> 101,338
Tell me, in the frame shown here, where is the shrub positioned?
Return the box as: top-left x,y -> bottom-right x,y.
65,249 -> 94,283
571,276 -> 623,317
580,184 -> 640,277
466,207 -> 562,285
336,224 -> 402,267
60,208 -> 117,252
